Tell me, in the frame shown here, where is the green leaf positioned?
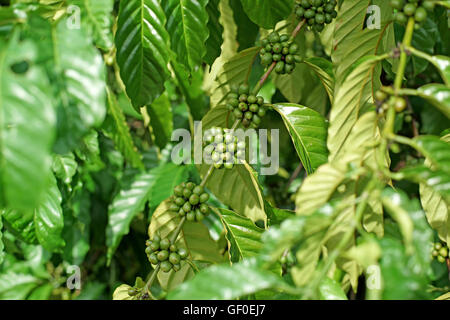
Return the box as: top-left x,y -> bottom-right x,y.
115,0 -> 170,108
328,55 -> 385,158
0,212 -> 3,264
379,189 -> 434,300
27,283 -> 53,300
419,134 -> 450,244
215,207 -> 264,263
416,84 -> 450,119
302,57 -> 335,102
34,175 -> 65,252
52,153 -> 77,184
205,0 -> 223,65
209,47 -> 259,107
68,0 -> 114,50
0,272 -> 40,299
106,170 -> 159,263
410,53 -> 450,86
240,0 -> 294,29
26,16 -> 106,153
0,36 -> 55,210
164,0 -> 209,72
318,277 -> 348,300
401,166 -> 450,203
200,161 -> 267,224
167,259 -> 288,300
273,103 -> 328,174
295,164 -> 345,215
229,0 -> 259,51
148,200 -> 223,290
106,164 -> 190,263
105,88 -> 144,169
147,92 -> 173,149
331,0 -> 392,85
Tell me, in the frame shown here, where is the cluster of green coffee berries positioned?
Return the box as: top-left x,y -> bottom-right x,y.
145,235 -> 189,272
260,32 -> 301,75
375,88 -> 407,114
168,182 -> 210,222
203,127 -> 246,169
227,84 -> 267,128
431,242 -> 449,263
391,0 -> 435,24
295,0 -> 338,32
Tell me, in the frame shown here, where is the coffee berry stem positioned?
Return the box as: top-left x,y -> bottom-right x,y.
290,19 -> 306,41
143,264 -> 160,299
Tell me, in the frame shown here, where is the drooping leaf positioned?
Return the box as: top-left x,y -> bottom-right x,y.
163,0 -> 209,72
229,0 -> 259,51
214,207 -> 264,263
68,0 -> 114,50
105,89 -> 143,169
115,0 -> 170,108
240,0 -> 294,29
0,36 -> 55,210
273,103 -> 328,174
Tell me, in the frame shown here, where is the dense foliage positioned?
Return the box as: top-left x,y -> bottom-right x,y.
0,0 -> 449,300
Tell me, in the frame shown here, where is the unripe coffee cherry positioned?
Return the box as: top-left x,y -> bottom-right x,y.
157,250 -> 169,261
160,261 -> 173,273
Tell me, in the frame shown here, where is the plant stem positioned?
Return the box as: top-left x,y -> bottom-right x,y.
143,264 -> 160,299
393,18 -> 415,91
290,19 -> 306,40
170,216 -> 187,243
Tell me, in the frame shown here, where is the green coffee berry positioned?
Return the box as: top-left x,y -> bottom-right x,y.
157,250 -> 169,261
178,248 -> 188,259
148,253 -> 159,265
160,238 -> 170,250
193,185 -> 204,195
186,212 -> 196,222
169,252 -> 181,265
189,194 -> 199,205
182,202 -> 192,213
160,261 -> 173,273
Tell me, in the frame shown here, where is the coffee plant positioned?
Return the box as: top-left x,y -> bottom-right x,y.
0,0 -> 449,301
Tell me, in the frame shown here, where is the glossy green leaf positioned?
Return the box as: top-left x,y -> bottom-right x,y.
0,36 -> 55,210
273,103 -> 328,174
0,212 -> 3,264
215,207 -> 264,263
240,0 -> 294,29
415,135 -> 450,172
34,175 -> 65,252
0,272 -> 40,299
68,0 -> 114,50
411,53 -> 450,86
164,0 -> 209,72
105,88 -> 143,169
416,84 -> 450,119
115,0 -> 170,108
318,277 -> 348,300
52,153 -> 77,185
229,0 -> 259,51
